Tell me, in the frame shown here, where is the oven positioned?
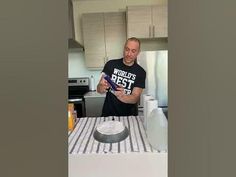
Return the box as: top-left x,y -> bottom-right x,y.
68,77 -> 89,118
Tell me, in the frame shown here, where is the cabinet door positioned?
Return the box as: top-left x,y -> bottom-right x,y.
127,6 -> 152,38
82,13 -> 106,68
152,5 -> 168,38
104,12 -> 127,61
85,97 -> 105,117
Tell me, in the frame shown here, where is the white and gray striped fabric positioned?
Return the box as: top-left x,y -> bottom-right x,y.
68,116 -> 158,154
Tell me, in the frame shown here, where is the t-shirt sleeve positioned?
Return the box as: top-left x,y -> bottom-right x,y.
102,60 -> 113,76
134,69 -> 146,88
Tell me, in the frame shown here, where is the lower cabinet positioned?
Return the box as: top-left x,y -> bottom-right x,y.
84,96 -> 105,117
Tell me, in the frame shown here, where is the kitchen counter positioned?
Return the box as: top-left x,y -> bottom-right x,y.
84,91 -> 106,98
69,116 -> 157,154
69,153 -> 167,177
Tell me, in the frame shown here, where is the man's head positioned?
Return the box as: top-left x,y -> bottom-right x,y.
123,37 -> 141,66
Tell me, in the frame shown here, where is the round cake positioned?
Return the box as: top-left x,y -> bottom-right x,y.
93,121 -> 129,143
96,121 -> 125,135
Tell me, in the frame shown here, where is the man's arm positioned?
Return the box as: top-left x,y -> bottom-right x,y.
114,87 -> 143,104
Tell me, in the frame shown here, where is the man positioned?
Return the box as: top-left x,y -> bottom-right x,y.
97,37 -> 146,116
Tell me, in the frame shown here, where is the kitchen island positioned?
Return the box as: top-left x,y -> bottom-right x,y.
69,152 -> 167,177
68,116 -> 157,154
69,116 -> 168,177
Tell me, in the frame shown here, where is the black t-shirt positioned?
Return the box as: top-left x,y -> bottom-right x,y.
101,58 -> 146,116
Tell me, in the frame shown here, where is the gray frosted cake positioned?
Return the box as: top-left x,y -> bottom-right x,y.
93,121 -> 129,143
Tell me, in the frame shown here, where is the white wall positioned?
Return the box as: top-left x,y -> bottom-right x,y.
68,50 -> 102,86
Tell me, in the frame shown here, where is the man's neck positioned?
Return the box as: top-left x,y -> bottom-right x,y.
122,59 -> 135,66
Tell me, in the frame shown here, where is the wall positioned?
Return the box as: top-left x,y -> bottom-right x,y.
169,1 -> 236,177
68,49 -> 102,85
1,1 -> 67,177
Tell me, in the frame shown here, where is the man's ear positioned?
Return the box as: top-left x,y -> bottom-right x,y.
137,51 -> 140,57
138,49 -> 141,55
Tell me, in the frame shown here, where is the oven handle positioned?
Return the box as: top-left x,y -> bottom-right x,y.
68,98 -> 83,102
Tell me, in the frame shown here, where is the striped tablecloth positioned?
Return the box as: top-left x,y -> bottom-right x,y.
68,116 -> 158,154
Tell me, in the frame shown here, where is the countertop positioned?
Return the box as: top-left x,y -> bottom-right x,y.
84,91 -> 106,98
69,152 -> 167,177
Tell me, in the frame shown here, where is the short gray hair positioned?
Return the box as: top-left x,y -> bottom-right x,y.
125,37 -> 141,50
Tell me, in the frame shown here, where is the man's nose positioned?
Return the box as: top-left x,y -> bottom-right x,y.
127,51 -> 132,56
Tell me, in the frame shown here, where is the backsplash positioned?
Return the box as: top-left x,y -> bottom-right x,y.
68,50 -> 102,89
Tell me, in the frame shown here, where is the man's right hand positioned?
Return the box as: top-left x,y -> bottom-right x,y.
97,76 -> 110,93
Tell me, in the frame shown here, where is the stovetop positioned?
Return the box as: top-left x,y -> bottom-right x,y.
68,77 -> 89,86
68,77 -> 90,99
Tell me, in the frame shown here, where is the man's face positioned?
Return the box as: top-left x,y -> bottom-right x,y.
123,40 -> 140,66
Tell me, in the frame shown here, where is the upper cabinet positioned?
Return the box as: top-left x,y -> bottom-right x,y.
127,5 -> 168,39
82,12 -> 126,69
82,13 -> 105,69
152,5 -> 168,38
104,12 -> 127,63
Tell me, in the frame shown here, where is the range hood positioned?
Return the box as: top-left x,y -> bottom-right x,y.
68,0 -> 84,50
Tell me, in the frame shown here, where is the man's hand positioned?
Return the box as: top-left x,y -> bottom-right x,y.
114,87 -> 143,104
114,86 -> 125,99
97,76 -> 110,94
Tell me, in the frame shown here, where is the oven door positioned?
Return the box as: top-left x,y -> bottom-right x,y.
68,98 -> 86,118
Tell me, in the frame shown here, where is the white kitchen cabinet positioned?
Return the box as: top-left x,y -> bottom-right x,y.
127,5 -> 167,38
82,12 -> 126,69
152,5 -> 168,38
104,12 -> 127,62
82,13 -> 106,69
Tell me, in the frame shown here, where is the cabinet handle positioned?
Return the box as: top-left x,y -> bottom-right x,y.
149,25 -> 152,37
153,25 -> 155,37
